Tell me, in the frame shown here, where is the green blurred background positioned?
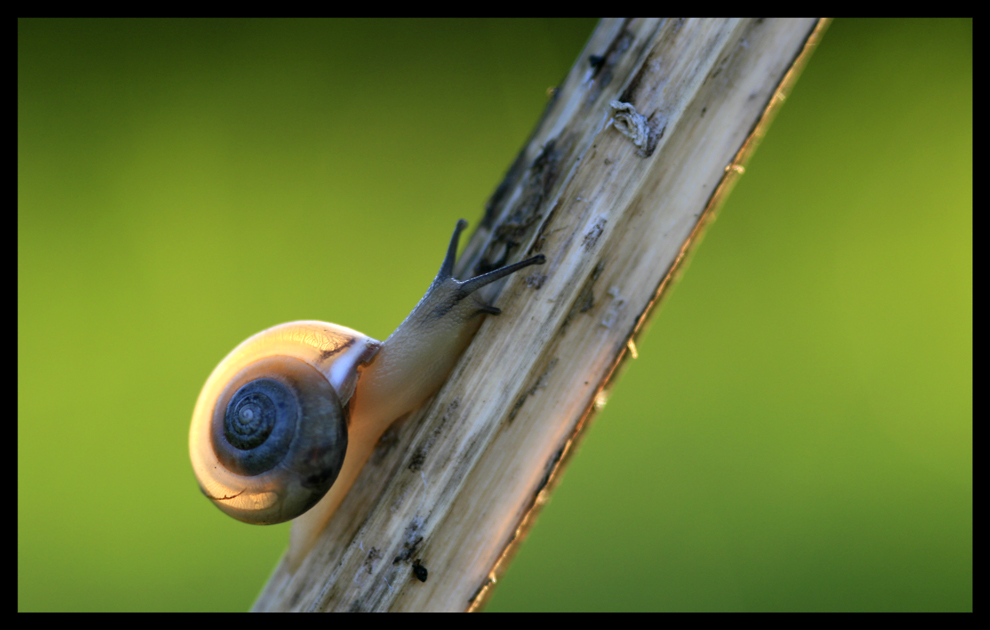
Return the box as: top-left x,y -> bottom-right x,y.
18,19 -> 970,611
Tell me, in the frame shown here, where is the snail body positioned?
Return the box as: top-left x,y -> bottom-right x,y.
190,220 -> 544,569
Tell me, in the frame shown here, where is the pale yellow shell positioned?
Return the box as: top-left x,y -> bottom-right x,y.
189,321 -> 379,524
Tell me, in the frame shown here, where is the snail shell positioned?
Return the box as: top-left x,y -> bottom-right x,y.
190,321 -> 378,525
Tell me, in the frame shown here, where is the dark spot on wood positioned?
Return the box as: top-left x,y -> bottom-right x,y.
582,217 -> 606,251
483,149 -> 528,230
403,399 -> 458,471
576,290 -> 594,314
394,535 -> 423,563
587,27 -> 634,105
394,518 -> 425,564
363,547 -> 381,575
536,447 -> 566,494
525,273 -> 547,290
643,112 -> 664,158
468,577 -> 495,604
408,450 -> 426,472
476,138 -> 564,275
561,261 -> 605,334
412,560 -> 428,583
507,358 -> 558,424
507,394 -> 528,423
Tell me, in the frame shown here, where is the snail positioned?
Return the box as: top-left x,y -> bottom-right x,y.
189,219 -> 545,570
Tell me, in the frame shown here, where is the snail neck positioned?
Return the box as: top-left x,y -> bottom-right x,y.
352,276 -> 485,437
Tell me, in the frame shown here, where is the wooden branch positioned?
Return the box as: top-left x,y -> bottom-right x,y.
252,17 -> 827,612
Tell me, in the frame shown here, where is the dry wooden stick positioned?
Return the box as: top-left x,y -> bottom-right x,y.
252,17 -> 827,612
